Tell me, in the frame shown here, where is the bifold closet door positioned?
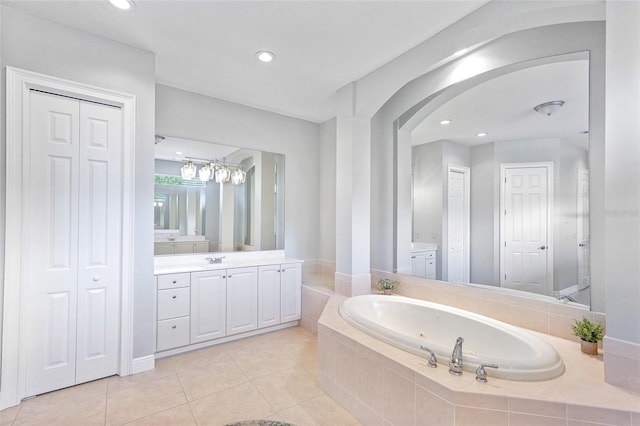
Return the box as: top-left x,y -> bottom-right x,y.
24,90 -> 122,397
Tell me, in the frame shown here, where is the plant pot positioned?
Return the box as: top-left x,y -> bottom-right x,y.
383,289 -> 393,295
580,339 -> 598,355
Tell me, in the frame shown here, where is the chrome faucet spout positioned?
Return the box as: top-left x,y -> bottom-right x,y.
449,337 -> 464,376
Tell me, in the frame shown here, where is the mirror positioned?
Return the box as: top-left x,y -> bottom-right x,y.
154,136 -> 285,255
405,55 -> 590,307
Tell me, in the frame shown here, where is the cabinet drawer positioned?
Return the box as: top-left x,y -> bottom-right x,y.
157,316 -> 190,351
158,287 -> 190,320
157,273 -> 191,290
425,250 -> 436,259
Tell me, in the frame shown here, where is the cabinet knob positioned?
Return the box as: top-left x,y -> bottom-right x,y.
223,276 -> 226,279
172,295 -> 177,299
172,280 -> 177,284
228,275 -> 232,278
92,276 -> 100,282
172,325 -> 177,329
277,269 -> 281,273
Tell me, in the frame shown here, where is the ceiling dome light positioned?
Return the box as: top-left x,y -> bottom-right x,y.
477,132 -> 488,137
534,100 -> 565,116
109,0 -> 134,10
439,119 -> 452,125
256,51 -> 276,63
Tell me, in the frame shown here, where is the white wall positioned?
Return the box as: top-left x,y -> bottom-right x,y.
319,118 -> 337,262
0,5 -> 156,359
155,84 -> 321,261
604,2 -> 640,345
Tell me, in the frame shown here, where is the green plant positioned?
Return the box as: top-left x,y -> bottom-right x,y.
377,278 -> 398,292
571,317 -> 604,343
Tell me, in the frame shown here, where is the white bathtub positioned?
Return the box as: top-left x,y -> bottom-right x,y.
339,294 -> 565,381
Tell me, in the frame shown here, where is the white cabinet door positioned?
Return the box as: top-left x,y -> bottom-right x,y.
25,92 -> 122,396
191,270 -> 226,343
411,252 -> 426,277
226,267 -> 258,336
280,263 -> 302,323
258,265 -> 281,329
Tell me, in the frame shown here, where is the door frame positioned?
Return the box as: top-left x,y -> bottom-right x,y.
1,67 -> 136,409
445,164 -> 470,282
499,162 -> 554,295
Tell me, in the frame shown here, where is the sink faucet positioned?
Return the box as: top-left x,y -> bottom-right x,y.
449,337 -> 464,376
205,256 -> 225,264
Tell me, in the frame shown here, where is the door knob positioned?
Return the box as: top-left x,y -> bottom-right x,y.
579,243 -> 586,247
538,245 -> 547,250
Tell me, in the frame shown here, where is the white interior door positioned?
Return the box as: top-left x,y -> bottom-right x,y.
501,164 -> 552,295
447,165 -> 470,283
25,90 -> 122,397
577,168 -> 590,290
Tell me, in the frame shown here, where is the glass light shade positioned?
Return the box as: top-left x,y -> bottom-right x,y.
181,161 -> 196,180
198,164 -> 211,181
215,166 -> 231,183
231,168 -> 246,185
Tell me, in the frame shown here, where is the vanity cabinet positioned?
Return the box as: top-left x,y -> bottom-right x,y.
280,263 -> 302,322
190,270 -> 227,343
226,267 -> 259,336
257,262 -> 302,328
156,273 -> 191,352
411,250 -> 436,279
154,241 -> 210,255
155,259 -> 301,354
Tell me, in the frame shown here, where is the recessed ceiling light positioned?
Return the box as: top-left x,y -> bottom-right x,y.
176,151 -> 183,155
477,132 -> 488,137
256,51 -> 276,63
440,119 -> 452,125
109,0 -> 134,10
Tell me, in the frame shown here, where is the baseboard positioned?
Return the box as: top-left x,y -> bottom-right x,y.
131,354 -> 155,374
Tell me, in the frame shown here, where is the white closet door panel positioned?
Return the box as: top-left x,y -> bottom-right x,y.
26,91 -> 80,396
76,101 -> 122,383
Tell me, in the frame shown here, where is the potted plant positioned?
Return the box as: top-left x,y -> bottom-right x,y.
377,278 -> 398,295
571,317 -> 604,355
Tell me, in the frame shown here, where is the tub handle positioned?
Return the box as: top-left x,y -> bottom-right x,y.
475,363 -> 499,383
419,346 -> 438,368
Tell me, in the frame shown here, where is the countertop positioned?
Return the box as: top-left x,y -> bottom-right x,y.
154,252 -> 303,275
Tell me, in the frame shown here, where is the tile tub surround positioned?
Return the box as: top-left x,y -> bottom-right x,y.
318,295 -> 640,426
370,270 -> 607,347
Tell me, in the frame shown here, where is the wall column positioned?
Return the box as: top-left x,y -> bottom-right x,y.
604,0 -> 640,393
335,82 -> 371,296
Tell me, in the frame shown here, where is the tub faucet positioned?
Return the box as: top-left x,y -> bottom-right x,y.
449,337 -> 464,376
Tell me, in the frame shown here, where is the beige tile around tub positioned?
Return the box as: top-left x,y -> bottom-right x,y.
252,367 -> 323,411
415,384 -> 454,426
13,394 -> 106,426
105,375 -> 187,426
508,413 -> 567,426
189,382 -> 276,426
382,366 -> 415,426
508,397 -> 566,418
455,406 -> 508,426
280,394 -> 361,426
567,404 -> 633,426
122,403 -> 195,426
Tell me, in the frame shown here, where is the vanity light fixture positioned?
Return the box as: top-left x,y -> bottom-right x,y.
256,51 -> 276,63
215,165 -> 231,183
231,168 -> 247,185
198,164 -> 212,182
440,119 -> 452,125
180,160 -> 196,180
477,132 -> 488,137
109,0 -> 134,10
534,100 -> 565,116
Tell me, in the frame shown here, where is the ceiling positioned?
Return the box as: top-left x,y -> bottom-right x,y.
3,0 -> 487,123
412,58 -> 590,150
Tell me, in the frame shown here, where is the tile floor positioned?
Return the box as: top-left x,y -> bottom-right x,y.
0,327 -> 361,426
